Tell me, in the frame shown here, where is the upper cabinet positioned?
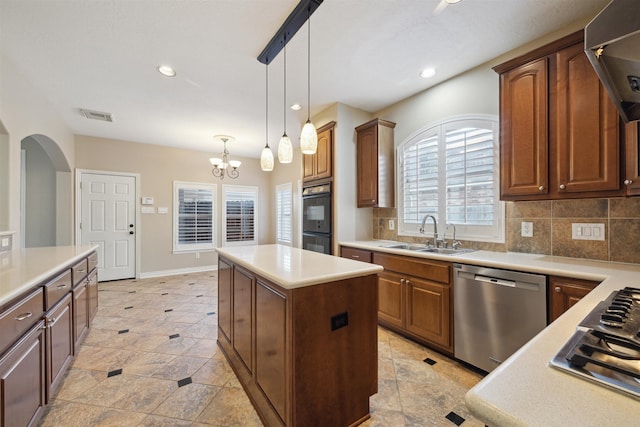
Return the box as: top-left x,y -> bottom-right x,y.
624,121 -> 640,196
355,118 -> 396,208
303,121 -> 335,183
495,31 -> 625,201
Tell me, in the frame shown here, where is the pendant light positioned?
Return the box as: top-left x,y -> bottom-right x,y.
260,64 -> 274,171
278,43 -> 293,164
299,14 -> 318,155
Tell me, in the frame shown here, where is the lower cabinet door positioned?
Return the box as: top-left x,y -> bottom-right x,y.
233,266 -> 253,374
0,320 -> 46,427
377,271 -> 403,328
255,280 -> 287,423
405,277 -> 451,350
218,258 -> 232,344
73,282 -> 89,349
87,270 -> 99,321
47,293 -> 74,401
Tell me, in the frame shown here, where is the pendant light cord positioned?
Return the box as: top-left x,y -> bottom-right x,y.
283,43 -> 287,134
307,15 -> 311,122
265,65 -> 269,148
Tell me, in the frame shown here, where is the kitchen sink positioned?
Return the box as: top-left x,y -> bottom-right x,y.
380,243 -> 474,255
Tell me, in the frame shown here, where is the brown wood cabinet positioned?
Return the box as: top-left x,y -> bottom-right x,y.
355,118 -> 396,208
0,319 -> 46,427
548,276 -> 600,323
495,31 -> 624,201
217,255 -> 378,427
0,250 -> 98,427
339,246 -> 373,263
624,121 -> 640,195
46,293 -> 73,401
372,252 -> 453,354
302,121 -> 335,182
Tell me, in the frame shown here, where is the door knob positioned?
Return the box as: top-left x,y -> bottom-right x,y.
559,184 -> 566,190
538,185 -> 545,191
129,231 -> 134,235
624,179 -> 633,185
129,224 -> 134,227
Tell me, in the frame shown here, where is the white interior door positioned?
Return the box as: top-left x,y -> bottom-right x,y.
80,172 -> 136,281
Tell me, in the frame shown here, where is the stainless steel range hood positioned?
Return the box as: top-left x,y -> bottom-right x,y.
585,0 -> 640,123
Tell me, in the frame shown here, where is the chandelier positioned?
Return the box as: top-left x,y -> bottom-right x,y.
209,135 -> 241,180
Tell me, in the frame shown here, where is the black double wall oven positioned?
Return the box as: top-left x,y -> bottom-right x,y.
302,182 -> 332,254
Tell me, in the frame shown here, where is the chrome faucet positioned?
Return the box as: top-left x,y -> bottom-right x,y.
447,223 -> 462,249
419,214 -> 438,247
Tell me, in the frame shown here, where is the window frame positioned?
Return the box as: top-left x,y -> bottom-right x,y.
222,184 -> 258,247
397,114 -> 504,243
276,182 -> 293,245
172,181 -> 216,253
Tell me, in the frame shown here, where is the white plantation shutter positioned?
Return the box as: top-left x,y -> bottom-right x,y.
173,181 -> 216,252
276,182 -> 292,244
399,116 -> 503,242
223,185 -> 258,246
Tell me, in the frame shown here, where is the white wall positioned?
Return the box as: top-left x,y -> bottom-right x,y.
0,53 -> 75,246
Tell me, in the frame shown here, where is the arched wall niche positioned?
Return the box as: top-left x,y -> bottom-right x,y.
21,133 -> 72,247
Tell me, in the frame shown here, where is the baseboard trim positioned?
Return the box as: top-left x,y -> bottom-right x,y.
139,265 -> 218,279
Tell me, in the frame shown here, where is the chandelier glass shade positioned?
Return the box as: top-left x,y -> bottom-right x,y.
210,135 -> 240,179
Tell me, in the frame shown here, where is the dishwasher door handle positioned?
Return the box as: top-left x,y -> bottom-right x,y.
474,274 -> 516,287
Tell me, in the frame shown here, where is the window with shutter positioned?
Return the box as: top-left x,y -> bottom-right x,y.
398,115 -> 504,243
276,182 -> 292,245
173,181 -> 216,252
223,185 -> 258,246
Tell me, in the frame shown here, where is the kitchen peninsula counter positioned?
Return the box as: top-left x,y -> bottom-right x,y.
0,245 -> 98,306
340,240 -> 640,426
216,244 -> 382,427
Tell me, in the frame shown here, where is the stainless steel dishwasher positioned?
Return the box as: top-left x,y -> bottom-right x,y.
453,263 -> 547,372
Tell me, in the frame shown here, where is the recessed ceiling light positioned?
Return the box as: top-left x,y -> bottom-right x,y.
420,68 -> 436,78
290,103 -> 302,111
157,65 -> 176,77
445,0 -> 462,4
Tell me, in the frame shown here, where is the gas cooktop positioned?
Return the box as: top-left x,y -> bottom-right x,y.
549,287 -> 640,400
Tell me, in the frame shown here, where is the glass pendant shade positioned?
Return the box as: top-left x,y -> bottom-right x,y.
278,133 -> 293,163
261,146 -> 274,171
300,120 -> 318,154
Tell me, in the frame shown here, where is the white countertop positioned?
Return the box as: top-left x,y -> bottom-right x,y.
216,244 -> 382,289
340,240 -> 640,426
0,245 -> 98,306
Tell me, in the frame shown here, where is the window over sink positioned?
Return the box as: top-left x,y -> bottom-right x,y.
398,115 -> 504,243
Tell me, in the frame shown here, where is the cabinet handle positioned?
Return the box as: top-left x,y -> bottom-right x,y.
400,279 -> 405,285
47,316 -> 58,328
56,284 -> 68,290
352,255 -> 360,259
554,286 -> 562,293
15,312 -> 33,321
76,268 -> 86,273
624,179 -> 633,185
538,185 -> 545,191
406,279 -> 411,286
559,184 -> 566,190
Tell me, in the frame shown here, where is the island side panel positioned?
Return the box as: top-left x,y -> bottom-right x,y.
290,274 -> 378,426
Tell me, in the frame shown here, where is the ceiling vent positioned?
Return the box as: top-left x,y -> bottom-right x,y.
80,108 -> 113,122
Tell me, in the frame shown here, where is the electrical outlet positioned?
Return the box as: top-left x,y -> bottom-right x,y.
388,219 -> 395,230
0,238 -> 9,248
521,221 -> 533,237
195,252 -> 200,259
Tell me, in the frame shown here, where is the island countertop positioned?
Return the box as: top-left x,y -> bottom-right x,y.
340,240 -> 640,426
216,244 -> 382,289
0,245 -> 98,306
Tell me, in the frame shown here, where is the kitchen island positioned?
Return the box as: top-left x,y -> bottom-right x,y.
215,244 -> 383,427
340,240 -> 640,426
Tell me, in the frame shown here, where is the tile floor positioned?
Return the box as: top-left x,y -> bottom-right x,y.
39,271 -> 485,427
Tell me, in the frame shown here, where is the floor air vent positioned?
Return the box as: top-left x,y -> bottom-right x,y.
80,108 -> 113,122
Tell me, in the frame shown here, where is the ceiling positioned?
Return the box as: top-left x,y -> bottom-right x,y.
0,0 -> 611,159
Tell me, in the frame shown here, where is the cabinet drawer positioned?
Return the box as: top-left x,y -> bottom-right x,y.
373,253 -> 451,284
88,251 -> 98,272
0,288 -> 44,354
45,270 -> 72,310
72,258 -> 89,286
340,247 -> 372,263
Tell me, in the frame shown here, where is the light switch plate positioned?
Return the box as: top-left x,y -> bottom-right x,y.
0,238 -> 9,248
521,222 -> 533,237
572,223 -> 605,241
388,219 -> 395,230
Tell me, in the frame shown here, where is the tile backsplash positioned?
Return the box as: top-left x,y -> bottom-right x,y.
373,198 -> 640,264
